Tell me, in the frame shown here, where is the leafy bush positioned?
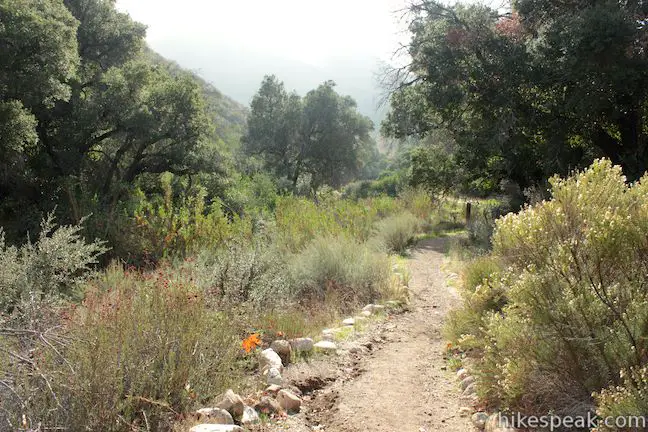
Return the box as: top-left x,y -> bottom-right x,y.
373,212 -> 420,254
452,160 -> 648,417
444,256 -> 504,348
290,235 -> 391,309
399,188 -> 436,220
275,196 -> 377,251
595,366 -> 648,430
129,174 -> 251,263
0,214 -> 107,313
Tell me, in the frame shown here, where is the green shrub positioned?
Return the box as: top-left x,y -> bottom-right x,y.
444,256 -> 504,348
274,196 -> 377,251
0,214 -> 107,313
456,159 -> 648,416
290,235 -> 391,309
595,366 -> 648,430
373,212 -> 420,254
130,175 -> 252,262
399,188 -> 436,220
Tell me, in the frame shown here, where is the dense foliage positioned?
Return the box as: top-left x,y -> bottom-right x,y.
243,76 -> 378,192
447,160 -> 648,422
384,0 -> 648,189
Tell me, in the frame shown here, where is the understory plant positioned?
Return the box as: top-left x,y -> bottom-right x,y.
449,159 -> 648,419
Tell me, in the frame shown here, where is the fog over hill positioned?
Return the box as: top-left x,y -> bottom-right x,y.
116,0 -> 409,128
150,40 -> 389,125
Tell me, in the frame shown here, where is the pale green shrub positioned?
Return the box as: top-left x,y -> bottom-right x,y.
0,214 -> 107,313
470,159 -> 648,415
290,235 -> 391,309
444,256 -> 505,347
373,212 -> 420,254
187,241 -> 290,309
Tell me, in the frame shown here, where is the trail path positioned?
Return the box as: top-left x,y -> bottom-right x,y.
257,237 -> 475,432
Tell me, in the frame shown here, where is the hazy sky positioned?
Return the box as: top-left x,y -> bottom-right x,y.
113,0 -> 498,122
115,0 -> 410,68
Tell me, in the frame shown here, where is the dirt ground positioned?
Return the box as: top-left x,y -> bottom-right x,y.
253,237 -> 475,432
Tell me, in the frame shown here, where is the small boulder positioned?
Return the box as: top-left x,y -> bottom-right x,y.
289,337 -> 314,353
314,340 -> 338,352
270,339 -> 292,364
189,425 -> 243,432
360,310 -> 372,317
265,384 -> 282,394
485,413 -> 515,432
259,348 -> 283,374
471,412 -> 489,430
460,375 -> 476,390
241,405 -> 260,425
362,304 -> 375,312
194,407 -> 234,424
462,383 -> 477,397
459,407 -> 473,417
254,396 -> 284,415
372,304 -> 385,312
342,318 -> 355,326
266,367 -> 282,386
215,389 -> 245,419
277,389 -> 302,413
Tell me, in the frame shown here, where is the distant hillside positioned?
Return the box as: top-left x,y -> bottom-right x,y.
145,48 -> 248,152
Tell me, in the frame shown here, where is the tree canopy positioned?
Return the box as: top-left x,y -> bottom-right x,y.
0,0 -> 245,240
383,0 -> 648,188
243,76 -> 375,192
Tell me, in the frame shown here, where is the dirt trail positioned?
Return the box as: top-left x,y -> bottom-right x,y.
258,237 -> 474,432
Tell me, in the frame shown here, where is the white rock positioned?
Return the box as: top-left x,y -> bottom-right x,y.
360,310 -> 372,317
266,367 -> 283,385
362,304 -> 375,312
322,333 -> 335,341
241,405 -> 260,424
457,368 -> 469,380
215,389 -> 245,419
471,412 -> 489,430
259,348 -> 283,374
277,389 -> 302,413
189,425 -> 243,432
314,340 -> 338,352
289,337 -> 314,353
342,318 -> 355,326
195,407 -> 233,424
372,304 -> 385,312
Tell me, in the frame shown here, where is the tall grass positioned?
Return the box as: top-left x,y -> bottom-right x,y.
4,264 -> 241,431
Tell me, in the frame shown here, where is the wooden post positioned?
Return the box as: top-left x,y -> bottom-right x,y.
465,202 -> 472,224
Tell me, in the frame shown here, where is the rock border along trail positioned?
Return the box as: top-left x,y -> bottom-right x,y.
253,237 -> 475,432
